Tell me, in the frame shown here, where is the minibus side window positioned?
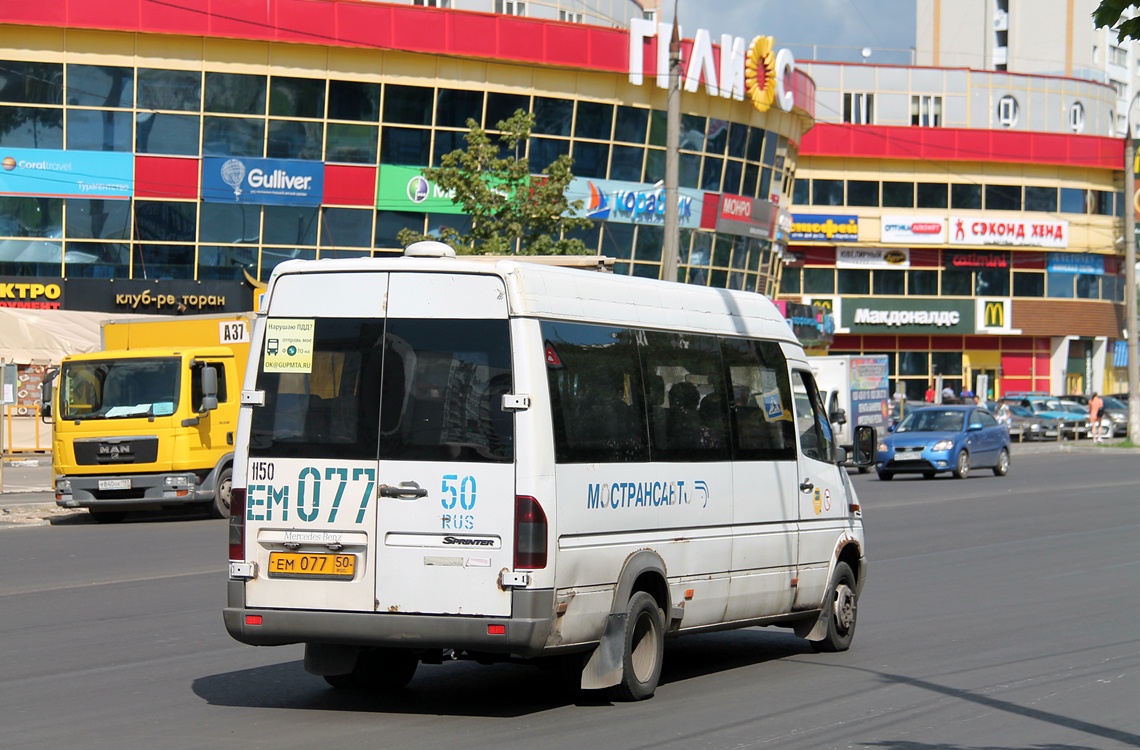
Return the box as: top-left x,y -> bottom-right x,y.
639,331 -> 731,462
542,321 -> 649,464
720,338 -> 796,461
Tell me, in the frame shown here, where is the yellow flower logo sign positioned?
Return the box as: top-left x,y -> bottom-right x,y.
745,36 -> 778,112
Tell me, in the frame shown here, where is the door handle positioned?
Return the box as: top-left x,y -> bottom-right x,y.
799,480 -> 814,493
379,481 -> 428,498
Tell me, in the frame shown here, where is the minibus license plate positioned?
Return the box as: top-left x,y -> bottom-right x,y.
267,552 -> 356,580
98,479 -> 131,490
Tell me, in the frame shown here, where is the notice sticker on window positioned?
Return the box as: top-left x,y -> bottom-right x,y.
263,319 -> 315,373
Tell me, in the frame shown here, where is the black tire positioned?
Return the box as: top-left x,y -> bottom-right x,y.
922,471 -> 936,479
810,561 -> 858,653
89,509 -> 127,524
609,591 -> 665,701
323,648 -> 418,691
952,450 -> 970,479
856,466 -> 869,475
992,448 -> 1010,477
877,471 -> 894,481
208,467 -> 233,519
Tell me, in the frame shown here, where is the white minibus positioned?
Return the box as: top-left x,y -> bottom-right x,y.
223,242 -> 875,700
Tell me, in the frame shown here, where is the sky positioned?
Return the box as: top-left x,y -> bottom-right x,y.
674,0 -> 918,66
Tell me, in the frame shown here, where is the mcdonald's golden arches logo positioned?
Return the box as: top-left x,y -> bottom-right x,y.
983,300 -> 1005,328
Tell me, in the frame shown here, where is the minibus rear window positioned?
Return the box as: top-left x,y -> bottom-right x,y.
249,317 -> 513,462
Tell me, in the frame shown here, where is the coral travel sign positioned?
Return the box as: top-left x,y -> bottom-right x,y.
0,148 -> 133,199
628,21 -> 796,112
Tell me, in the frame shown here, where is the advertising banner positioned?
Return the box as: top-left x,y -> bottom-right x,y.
714,194 -> 776,239
948,215 -> 1068,248
376,164 -> 464,214
789,214 -> 858,242
567,177 -> 705,228
880,215 -> 946,244
849,355 -> 890,432
0,277 -> 64,310
63,278 -> 252,314
1047,252 -> 1105,275
945,249 -> 1010,270
836,246 -> 910,269
0,148 -> 133,199
841,297 -> 975,334
202,157 -> 323,206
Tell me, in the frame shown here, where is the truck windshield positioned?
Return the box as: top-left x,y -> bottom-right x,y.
59,358 -> 181,420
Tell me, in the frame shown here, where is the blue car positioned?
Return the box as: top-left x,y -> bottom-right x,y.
876,405 -> 1011,480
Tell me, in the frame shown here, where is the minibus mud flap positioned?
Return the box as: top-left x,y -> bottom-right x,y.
580,612 -> 627,690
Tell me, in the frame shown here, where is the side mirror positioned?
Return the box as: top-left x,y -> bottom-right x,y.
968,422 -> 983,431
200,366 -> 219,413
40,368 -> 58,422
850,424 -> 876,467
829,407 -> 847,426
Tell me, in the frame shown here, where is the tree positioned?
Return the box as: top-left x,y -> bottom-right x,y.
397,110 -> 593,255
1093,0 -> 1140,42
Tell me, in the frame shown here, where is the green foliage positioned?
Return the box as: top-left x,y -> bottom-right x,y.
1092,0 -> 1140,42
396,109 -> 594,255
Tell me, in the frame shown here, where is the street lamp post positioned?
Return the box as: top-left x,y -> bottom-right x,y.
660,0 -> 682,283
1126,105 -> 1140,443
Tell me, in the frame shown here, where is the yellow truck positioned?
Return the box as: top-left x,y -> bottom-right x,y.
43,313 -> 252,522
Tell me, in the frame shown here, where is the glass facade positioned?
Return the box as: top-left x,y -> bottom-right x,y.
0,59 -> 798,296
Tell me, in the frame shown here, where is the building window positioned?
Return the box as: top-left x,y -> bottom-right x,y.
643,10 -> 656,21
1069,101 -> 1085,133
911,95 -> 942,127
414,0 -> 450,5
1110,45 -> 1128,67
495,0 -> 526,15
559,10 -> 583,22
843,92 -> 874,124
997,95 -> 1018,127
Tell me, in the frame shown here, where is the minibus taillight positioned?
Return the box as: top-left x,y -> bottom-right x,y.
514,495 -> 548,570
229,487 -> 247,561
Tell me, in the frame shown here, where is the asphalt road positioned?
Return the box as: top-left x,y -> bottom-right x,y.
1,448 -> 1138,750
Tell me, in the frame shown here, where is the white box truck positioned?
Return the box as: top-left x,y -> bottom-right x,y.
810,354 -> 890,458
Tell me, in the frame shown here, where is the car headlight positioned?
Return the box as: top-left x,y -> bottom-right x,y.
1111,413 -> 1125,423
931,440 -> 955,451
877,442 -> 889,452
1029,423 -> 1040,431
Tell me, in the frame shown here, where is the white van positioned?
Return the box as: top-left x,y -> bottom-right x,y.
223,243 -> 875,700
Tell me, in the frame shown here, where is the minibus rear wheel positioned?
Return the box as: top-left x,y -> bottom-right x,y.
610,591 -> 664,701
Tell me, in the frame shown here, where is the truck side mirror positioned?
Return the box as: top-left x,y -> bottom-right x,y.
829,407 -> 847,426
200,366 -> 219,413
850,424 -> 876,467
40,368 -> 58,422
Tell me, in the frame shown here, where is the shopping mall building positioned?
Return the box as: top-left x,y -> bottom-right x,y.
783,61 -> 1128,399
0,0 -> 1131,403
1,0 -> 813,317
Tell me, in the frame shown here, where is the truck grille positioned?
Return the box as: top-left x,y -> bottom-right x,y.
74,437 -> 159,465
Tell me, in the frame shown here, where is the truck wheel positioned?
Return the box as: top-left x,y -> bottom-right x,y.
208,467 -> 232,519
323,648 -> 418,691
89,509 -> 126,524
810,561 -> 858,653
609,591 -> 665,701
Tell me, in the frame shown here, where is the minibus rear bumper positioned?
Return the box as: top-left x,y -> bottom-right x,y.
223,582 -> 556,658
